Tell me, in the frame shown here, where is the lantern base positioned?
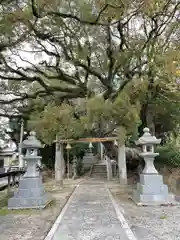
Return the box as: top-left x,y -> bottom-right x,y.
8,176 -> 52,209
8,196 -> 52,209
132,173 -> 177,206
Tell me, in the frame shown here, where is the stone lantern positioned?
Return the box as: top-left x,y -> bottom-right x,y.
132,127 -> 175,205
137,127 -> 161,175
8,131 -> 52,209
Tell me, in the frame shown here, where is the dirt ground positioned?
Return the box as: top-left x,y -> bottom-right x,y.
0,178 -> 85,240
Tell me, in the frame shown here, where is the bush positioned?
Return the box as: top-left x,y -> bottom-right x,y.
156,131 -> 180,167
156,145 -> 180,167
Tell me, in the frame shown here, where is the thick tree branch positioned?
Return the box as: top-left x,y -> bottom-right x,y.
0,31 -> 29,52
117,21 -> 128,50
0,86 -> 86,106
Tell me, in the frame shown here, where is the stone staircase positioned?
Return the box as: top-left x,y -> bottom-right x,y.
90,164 -> 107,179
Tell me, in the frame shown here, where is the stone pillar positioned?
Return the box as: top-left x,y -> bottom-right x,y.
18,119 -> 24,169
72,156 -> 77,180
132,127 -> 175,206
118,143 -> 127,185
55,141 -> 63,186
100,143 -> 104,161
18,154 -> 24,169
61,145 -> 65,177
8,131 -> 52,209
106,155 -> 112,181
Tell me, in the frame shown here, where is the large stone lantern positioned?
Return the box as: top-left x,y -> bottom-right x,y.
8,131 -> 51,209
132,127 -> 175,205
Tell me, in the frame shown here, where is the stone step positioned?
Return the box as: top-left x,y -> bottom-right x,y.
91,172 -> 107,176
92,170 -> 107,173
91,175 -> 107,179
93,165 -> 107,168
93,165 -> 107,170
92,170 -> 107,174
94,163 -> 106,166
90,164 -> 107,179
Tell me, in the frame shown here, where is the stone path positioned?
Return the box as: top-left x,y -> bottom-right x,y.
47,183 -> 134,240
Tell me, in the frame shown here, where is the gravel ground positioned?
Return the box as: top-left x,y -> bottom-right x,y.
0,178 -> 83,240
108,182 -> 180,240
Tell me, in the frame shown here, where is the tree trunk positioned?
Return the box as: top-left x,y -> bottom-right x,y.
140,103 -> 155,136
146,105 -> 155,136
140,71 -> 156,136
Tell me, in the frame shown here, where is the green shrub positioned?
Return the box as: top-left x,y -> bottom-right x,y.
156,131 -> 180,167
156,145 -> 180,167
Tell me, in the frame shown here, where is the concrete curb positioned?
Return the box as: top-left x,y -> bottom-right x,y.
106,186 -> 138,240
44,185 -> 79,240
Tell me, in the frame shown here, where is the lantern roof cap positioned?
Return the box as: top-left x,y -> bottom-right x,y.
22,131 -> 42,149
136,128 -> 161,145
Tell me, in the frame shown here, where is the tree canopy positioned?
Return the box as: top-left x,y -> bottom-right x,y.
0,0 -> 180,143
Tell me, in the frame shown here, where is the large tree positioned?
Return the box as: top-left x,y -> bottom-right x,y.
0,0 -> 180,141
